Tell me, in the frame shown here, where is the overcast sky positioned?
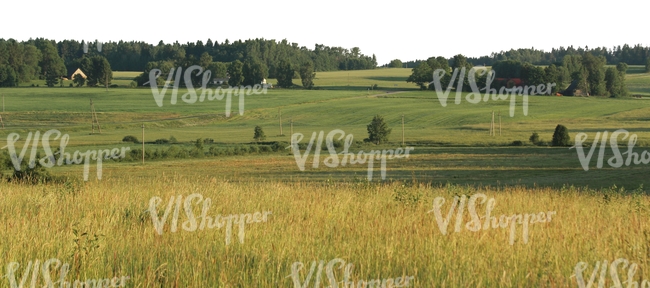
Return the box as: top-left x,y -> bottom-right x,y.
2,0 -> 647,65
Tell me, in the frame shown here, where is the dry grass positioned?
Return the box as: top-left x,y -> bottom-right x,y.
1,177 -> 649,287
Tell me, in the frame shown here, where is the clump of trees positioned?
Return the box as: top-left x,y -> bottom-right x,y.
408,52 -> 632,97
388,59 -> 403,68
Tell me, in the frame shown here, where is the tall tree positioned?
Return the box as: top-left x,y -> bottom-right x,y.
227,60 -> 244,86
299,61 -> 316,89
83,56 -> 112,87
275,60 -> 294,88
242,59 -> 267,86
604,67 -> 628,97
0,65 -> 17,87
38,41 -> 66,87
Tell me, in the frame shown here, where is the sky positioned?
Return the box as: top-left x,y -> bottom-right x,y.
2,0 -> 648,65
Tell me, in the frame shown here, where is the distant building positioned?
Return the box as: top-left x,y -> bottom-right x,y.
495,78 -> 523,88
213,77 -> 230,85
63,68 -> 87,81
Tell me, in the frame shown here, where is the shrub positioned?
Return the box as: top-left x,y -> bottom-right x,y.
169,136 -> 178,143
511,140 -> 524,146
122,135 -> 139,143
194,138 -> 204,150
190,148 -> 204,158
154,138 -> 169,144
529,132 -> 540,144
272,141 -> 289,152
552,124 -> 571,146
1,151 -> 56,184
203,138 -> 214,144
163,146 -> 181,158
248,145 -> 260,154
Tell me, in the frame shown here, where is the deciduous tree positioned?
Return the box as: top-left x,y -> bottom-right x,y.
365,115 -> 392,145
299,61 -> 316,89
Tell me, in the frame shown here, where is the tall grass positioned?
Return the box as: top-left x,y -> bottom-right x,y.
1,177 -> 648,287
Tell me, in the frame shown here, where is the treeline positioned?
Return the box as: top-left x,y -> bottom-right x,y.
0,38 -> 377,87
397,44 -> 650,68
467,44 -> 649,66
407,53 -> 630,97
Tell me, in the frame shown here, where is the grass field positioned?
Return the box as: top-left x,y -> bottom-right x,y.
1,66 -> 650,287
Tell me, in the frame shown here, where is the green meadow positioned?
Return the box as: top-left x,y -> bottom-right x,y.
1,66 -> 650,287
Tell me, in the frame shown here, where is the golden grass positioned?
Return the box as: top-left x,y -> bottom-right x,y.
1,176 -> 649,287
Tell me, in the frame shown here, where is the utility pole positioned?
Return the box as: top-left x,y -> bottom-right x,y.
90,99 -> 101,134
401,115 -> 405,146
290,118 -> 294,152
491,111 -> 495,136
141,124 -> 145,164
498,111 -> 501,136
279,108 -> 283,136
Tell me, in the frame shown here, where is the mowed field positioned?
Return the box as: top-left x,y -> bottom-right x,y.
0,67 -> 650,287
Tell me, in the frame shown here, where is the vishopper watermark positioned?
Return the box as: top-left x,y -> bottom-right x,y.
148,193 -> 271,245
4,258 -> 129,288
572,129 -> 650,171
428,193 -> 556,245
429,67 -> 556,116
1,129 -> 130,181
145,65 -> 268,117
288,258 -> 415,288
574,258 -> 649,288
288,129 -> 414,181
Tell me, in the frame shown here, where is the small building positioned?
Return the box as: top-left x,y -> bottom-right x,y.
495,78 -> 524,88
63,68 -> 87,81
213,77 -> 230,85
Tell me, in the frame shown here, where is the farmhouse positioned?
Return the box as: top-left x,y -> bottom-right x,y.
63,68 -> 87,81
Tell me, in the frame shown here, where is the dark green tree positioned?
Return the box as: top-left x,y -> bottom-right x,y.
646,58 -> 650,73
299,61 -> 316,89
73,74 -> 86,87
406,61 -> 433,90
604,67 -> 627,97
253,125 -> 266,142
275,60 -> 294,88
39,41 -> 66,87
521,63 -> 546,87
242,59 -> 267,86
365,115 -> 392,145
0,65 -> 17,87
551,124 -> 571,147
529,132 -> 540,144
388,59 -> 403,68
227,60 -> 244,86
199,52 -> 212,69
207,62 -> 228,80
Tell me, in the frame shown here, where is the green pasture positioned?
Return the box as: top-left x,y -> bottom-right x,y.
0,67 -> 648,189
